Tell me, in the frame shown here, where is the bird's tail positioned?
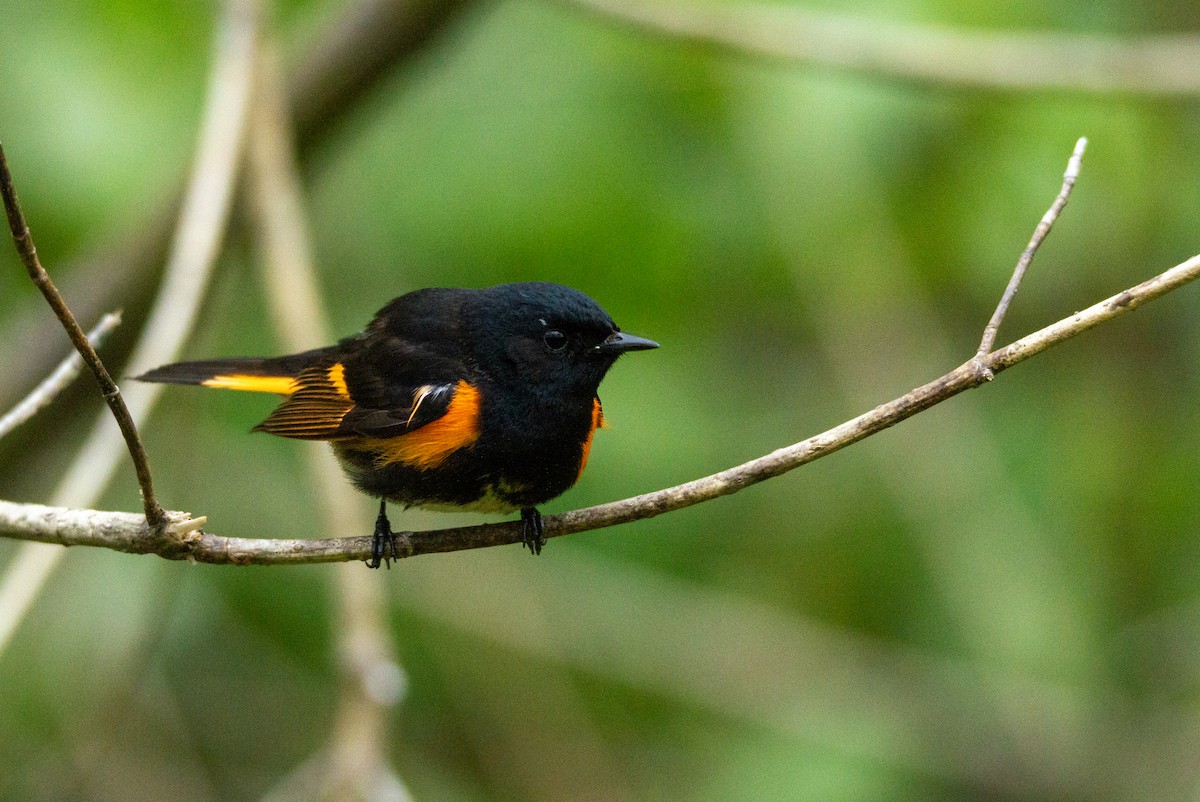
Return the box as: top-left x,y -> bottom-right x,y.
135,347 -> 336,395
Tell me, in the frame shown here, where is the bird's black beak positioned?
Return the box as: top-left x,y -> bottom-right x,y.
594,330 -> 659,354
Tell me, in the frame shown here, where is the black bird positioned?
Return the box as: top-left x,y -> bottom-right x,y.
137,282 -> 658,567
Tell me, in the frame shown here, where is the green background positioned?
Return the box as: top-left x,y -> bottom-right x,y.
2,1 -> 1200,799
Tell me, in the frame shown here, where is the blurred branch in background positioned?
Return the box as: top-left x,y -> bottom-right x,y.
247,33 -> 409,801
0,0 -> 482,416
0,312 -> 121,439
565,0 -> 1200,95
288,0 -> 478,157
0,0 -> 259,656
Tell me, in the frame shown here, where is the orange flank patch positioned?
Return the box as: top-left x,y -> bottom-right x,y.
202,374 -> 297,395
372,381 -> 482,469
576,397 -> 606,482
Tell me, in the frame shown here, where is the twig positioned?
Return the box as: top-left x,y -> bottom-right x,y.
564,0 -> 1200,95
977,137 -> 1087,358
2,249 -> 1198,563
0,145 -> 164,528
0,312 -> 122,439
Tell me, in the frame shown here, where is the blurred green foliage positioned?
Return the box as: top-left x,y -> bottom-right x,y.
2,1 -> 1200,800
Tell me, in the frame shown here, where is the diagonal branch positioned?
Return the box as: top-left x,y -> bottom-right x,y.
2,248 -> 1198,563
0,145 -> 164,528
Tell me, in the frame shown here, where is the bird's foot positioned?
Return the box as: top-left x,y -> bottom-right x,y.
520,507 -> 545,555
367,500 -> 400,569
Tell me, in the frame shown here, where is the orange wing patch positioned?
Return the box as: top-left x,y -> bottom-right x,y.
253,363 -> 355,439
202,374 -> 298,394
327,362 -> 349,397
369,380 -> 482,469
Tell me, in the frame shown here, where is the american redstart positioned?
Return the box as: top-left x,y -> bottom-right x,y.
137,282 -> 658,567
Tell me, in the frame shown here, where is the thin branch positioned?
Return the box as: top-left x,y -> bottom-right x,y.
564,0 -> 1200,95
0,312 -> 122,439
2,249 -> 1198,563
0,145 -> 164,528
977,137 -> 1087,358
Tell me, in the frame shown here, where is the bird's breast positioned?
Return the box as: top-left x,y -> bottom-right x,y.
473,389 -> 603,499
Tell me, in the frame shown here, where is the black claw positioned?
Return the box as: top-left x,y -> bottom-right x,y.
520,507 -> 545,555
368,499 -> 399,569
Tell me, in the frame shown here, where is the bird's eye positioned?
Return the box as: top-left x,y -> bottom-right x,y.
543,329 -> 568,352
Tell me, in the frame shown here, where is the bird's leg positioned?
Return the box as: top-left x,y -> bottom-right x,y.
368,499 -> 400,569
520,507 -> 545,555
